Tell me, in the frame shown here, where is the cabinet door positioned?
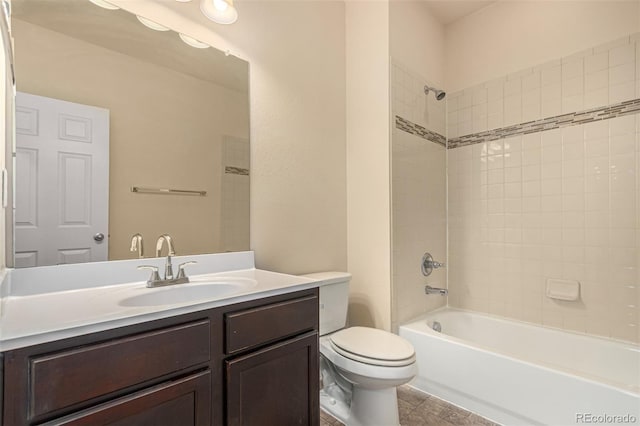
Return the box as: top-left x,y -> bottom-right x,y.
226,332 -> 319,426
42,371 -> 211,426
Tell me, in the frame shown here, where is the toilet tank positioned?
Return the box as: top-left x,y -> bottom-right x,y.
301,272 -> 351,336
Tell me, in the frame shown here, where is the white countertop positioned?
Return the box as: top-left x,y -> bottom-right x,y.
0,252 -> 320,351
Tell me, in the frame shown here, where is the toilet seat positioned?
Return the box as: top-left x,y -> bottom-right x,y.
329,327 -> 416,367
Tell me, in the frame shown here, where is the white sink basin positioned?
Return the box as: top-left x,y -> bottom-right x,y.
119,277 -> 257,307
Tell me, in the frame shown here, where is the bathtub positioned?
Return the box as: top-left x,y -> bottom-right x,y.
399,308 -> 640,426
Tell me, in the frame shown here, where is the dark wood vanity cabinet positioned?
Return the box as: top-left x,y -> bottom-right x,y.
1,288 -> 319,426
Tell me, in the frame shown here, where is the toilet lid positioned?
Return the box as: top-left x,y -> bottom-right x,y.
329,327 -> 416,367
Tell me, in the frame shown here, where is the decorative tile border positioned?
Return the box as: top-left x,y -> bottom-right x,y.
448,98 -> 640,149
395,115 -> 446,147
225,166 -> 249,176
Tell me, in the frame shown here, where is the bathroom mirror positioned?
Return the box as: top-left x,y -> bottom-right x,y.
8,0 -> 250,267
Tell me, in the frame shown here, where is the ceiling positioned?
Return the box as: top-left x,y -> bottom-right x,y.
424,1 -> 496,25
12,0 -> 248,92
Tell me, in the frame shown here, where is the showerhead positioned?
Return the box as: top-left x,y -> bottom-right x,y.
424,85 -> 446,101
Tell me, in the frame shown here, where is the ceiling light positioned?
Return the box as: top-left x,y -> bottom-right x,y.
200,0 -> 238,25
136,16 -> 170,31
175,0 -> 193,2
178,33 -> 210,49
88,0 -> 120,10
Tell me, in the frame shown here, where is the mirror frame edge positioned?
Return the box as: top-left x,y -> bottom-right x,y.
1,0 -> 14,269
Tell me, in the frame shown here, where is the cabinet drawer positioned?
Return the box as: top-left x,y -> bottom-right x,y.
225,294 -> 318,355
29,320 -> 210,419
41,371 -> 211,426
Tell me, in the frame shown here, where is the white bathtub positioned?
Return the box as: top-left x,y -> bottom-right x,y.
399,308 -> 640,426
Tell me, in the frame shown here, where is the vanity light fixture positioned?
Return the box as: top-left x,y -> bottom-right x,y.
178,33 -> 210,49
136,16 -> 170,31
200,0 -> 238,25
88,0 -> 119,10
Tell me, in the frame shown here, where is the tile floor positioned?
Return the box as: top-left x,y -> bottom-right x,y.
320,385 -> 499,426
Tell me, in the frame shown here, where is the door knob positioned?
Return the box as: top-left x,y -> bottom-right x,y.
94,233 -> 105,242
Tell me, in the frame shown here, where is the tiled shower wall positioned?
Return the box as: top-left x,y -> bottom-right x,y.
447,34 -> 640,343
391,61 -> 447,331
220,136 -> 250,253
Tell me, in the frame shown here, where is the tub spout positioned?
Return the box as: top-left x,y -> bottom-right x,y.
425,285 -> 448,296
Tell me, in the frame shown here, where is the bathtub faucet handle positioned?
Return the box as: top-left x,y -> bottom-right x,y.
421,252 -> 446,276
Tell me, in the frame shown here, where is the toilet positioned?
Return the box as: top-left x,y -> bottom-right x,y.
303,272 -> 418,426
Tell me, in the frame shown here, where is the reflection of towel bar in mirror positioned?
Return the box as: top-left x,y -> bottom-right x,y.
131,186 -> 207,196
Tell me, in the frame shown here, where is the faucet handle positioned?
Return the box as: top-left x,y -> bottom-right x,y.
137,265 -> 160,285
176,261 -> 197,279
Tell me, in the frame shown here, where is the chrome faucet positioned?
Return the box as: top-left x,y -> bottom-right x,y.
130,233 -> 144,259
156,234 -> 176,279
425,285 -> 448,296
137,235 -> 196,287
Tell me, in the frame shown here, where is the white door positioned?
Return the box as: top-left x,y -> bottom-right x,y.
15,92 -> 109,267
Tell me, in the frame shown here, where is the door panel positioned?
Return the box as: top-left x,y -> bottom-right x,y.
15,92 -> 109,266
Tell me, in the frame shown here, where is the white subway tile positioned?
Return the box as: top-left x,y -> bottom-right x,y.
584,120 -> 609,140
562,125 -> 585,145
611,134 -> 636,155
487,99 -> 503,115
585,69 -> 609,91
504,77 -> 522,96
562,95 -> 584,114
585,138 -> 609,158
611,172 -> 636,193
504,152 -> 522,168
585,175 -> 609,195
522,100 -> 541,123
459,91 -> 473,108
542,178 -> 563,195
562,58 -> 584,80
473,86 -> 488,105
609,43 -> 636,67
542,145 -> 562,163
488,140 -> 504,154
522,71 -> 541,91
610,153 -> 635,173
585,156 -> 609,175
585,51 -> 609,74
563,76 -> 584,97
584,88 -> 609,109
609,62 -> 635,85
541,194 -> 563,212
504,167 -> 522,183
542,161 -> 562,179
486,79 -> 505,101
609,81 -> 635,103
563,159 -> 585,177
523,180 -> 541,197
522,164 -> 541,181
541,98 -> 562,117
562,193 -> 585,211
610,115 -> 636,136
541,65 -> 562,86
487,113 -> 504,130
522,148 -> 542,165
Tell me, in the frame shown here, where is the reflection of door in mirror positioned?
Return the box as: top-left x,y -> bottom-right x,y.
15,92 -> 109,267
10,1 -> 251,267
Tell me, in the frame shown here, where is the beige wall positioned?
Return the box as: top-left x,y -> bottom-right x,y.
345,0 -> 391,331
445,1 -> 640,91
107,0 -> 348,275
390,2 -> 447,330
390,0 -> 445,88
13,19 -> 248,260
